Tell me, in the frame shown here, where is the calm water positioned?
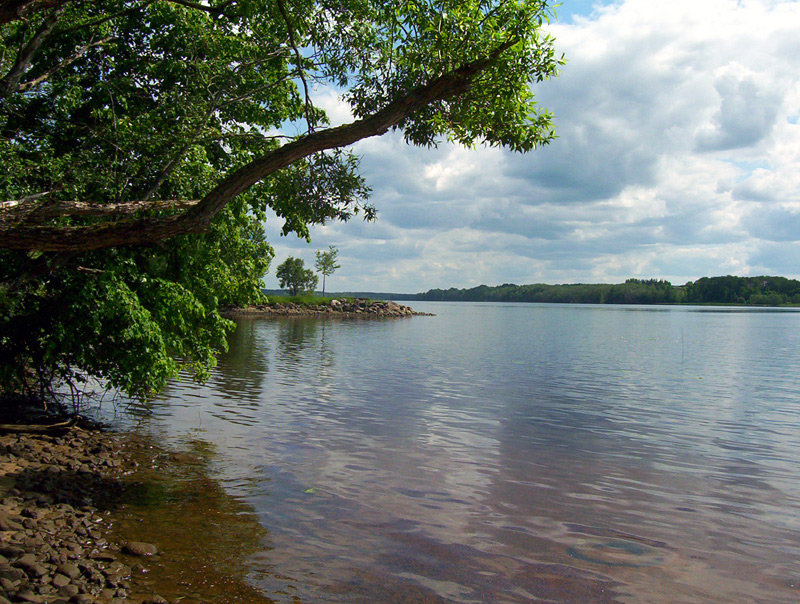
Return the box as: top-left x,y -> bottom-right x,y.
115,303 -> 800,602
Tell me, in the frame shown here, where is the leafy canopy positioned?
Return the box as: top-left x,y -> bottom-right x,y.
0,0 -> 562,403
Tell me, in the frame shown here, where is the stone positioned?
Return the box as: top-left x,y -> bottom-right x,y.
29,564 -> 48,578
59,584 -> 80,597
0,564 -> 25,582
0,575 -> 20,591
122,542 -> 158,557
15,589 -> 43,603
0,511 -> 23,532
14,553 -> 38,570
52,573 -> 71,588
56,563 -> 81,579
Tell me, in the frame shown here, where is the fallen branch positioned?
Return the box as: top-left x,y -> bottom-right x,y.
0,416 -> 78,434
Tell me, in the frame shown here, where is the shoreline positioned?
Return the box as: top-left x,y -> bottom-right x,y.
0,415 -> 271,604
0,424 -> 163,604
223,298 -> 433,318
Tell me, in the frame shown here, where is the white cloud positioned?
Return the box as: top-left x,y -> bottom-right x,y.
265,0 -> 800,293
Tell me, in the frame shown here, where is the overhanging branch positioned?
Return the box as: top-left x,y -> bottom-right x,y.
0,41 -> 515,253
0,198 -> 200,226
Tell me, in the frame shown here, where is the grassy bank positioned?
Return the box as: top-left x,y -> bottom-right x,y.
263,294 -> 361,306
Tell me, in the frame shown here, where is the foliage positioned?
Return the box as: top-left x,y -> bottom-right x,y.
314,245 -> 341,296
276,257 -> 319,297
682,276 -> 800,306
0,0 -> 563,403
416,276 -> 800,306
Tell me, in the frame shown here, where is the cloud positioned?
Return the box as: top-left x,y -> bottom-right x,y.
694,64 -> 782,151
265,0 -> 800,293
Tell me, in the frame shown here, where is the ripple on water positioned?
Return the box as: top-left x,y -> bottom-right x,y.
567,538 -> 666,568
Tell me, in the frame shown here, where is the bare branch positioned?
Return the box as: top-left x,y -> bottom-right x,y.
276,0 -> 315,132
0,191 -> 51,210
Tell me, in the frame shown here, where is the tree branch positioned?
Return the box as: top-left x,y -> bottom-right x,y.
163,0 -> 237,15
0,41 -> 515,252
17,36 -> 112,93
0,0 -> 70,26
0,198 -> 200,226
0,6 -> 65,98
276,0 -> 315,132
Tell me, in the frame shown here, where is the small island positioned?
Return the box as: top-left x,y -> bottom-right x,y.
224,297 -> 432,318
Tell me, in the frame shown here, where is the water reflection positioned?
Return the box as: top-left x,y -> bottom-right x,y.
213,318 -> 271,405
126,304 -> 800,602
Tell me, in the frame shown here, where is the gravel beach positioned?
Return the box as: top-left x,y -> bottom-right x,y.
0,426 -> 164,604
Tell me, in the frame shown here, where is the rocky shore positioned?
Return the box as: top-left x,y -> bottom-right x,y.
0,426 -> 163,604
225,298 -> 432,318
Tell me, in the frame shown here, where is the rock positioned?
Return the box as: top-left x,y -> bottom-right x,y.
122,542 -> 158,557
28,563 -> 48,578
0,545 -> 24,558
52,573 -> 71,588
59,584 -> 80,598
56,563 -> 81,580
15,589 -> 43,603
14,553 -> 38,570
0,511 -> 23,532
0,564 -> 25,582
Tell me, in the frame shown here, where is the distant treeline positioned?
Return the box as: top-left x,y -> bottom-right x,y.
412,276 -> 800,306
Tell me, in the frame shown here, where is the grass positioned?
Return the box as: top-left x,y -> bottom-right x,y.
264,294 -> 363,306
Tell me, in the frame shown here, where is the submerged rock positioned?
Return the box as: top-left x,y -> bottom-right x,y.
122,542 -> 159,557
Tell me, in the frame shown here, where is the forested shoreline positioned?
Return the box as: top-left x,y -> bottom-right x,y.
411,276 -> 800,306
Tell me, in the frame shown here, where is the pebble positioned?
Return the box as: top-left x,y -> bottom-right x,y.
0,428 -> 153,604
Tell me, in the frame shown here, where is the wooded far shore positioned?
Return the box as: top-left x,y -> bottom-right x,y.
274,275 -> 800,307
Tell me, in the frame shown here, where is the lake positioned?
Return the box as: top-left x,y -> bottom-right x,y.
113,302 -> 800,602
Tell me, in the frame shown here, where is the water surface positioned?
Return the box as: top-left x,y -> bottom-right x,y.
114,303 -> 800,602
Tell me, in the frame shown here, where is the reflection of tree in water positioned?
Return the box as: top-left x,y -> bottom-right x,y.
212,317 -> 270,405
276,318 -> 336,395
277,318 -> 319,365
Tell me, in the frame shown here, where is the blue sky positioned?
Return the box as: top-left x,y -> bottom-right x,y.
265,0 -> 800,293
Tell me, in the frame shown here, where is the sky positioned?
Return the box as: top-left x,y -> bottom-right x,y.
264,0 -> 800,294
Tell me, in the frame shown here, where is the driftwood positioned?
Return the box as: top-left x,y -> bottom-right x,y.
0,416 -> 78,434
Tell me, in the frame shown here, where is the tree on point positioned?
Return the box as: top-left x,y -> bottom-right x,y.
315,246 -> 341,297
276,257 -> 318,297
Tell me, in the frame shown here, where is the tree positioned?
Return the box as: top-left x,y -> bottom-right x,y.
315,246 -> 341,296
0,0 -> 563,404
276,257 -> 318,296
